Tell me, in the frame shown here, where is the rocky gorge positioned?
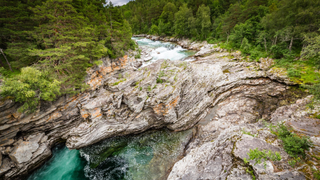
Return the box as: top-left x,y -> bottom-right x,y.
0,35 -> 320,180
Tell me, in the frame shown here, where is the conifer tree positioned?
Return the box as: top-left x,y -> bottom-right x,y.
174,4 -> 193,37
28,0 -> 108,93
196,4 -> 211,40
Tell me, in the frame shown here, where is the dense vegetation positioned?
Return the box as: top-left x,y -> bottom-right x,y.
1,0 -> 320,112
120,0 -> 320,98
0,0 -> 134,112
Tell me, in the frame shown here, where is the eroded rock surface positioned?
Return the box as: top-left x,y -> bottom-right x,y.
1,36 -> 317,180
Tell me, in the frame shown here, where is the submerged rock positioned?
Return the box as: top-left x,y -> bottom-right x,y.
80,129 -> 193,180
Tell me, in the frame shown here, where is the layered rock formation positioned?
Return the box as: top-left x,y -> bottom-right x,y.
1,36 -> 319,179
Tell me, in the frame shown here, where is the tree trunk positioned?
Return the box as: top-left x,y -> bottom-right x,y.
274,35 -> 278,46
264,37 -> 267,53
0,49 -> 12,72
289,37 -> 293,52
226,32 -> 229,44
240,37 -> 244,48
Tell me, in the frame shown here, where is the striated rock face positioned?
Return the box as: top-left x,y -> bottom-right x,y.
0,54 -> 140,179
168,124 -> 306,180
168,95 -> 320,180
1,36 -> 317,179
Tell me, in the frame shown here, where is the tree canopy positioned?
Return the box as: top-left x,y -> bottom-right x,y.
0,0 -> 135,112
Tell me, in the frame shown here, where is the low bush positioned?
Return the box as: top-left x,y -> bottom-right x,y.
0,67 -> 61,113
269,124 -> 313,158
244,148 -> 281,169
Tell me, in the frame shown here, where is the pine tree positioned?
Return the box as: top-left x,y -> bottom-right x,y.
28,0 -> 108,93
0,0 -> 42,69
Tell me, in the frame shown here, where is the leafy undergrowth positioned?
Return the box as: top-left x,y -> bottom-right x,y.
275,58 -> 320,85
244,148 -> 281,169
265,123 -> 320,179
216,40 -> 320,101
268,124 -> 313,158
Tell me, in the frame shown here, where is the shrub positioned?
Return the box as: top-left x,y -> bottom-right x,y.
245,148 -> 281,169
270,43 -> 290,59
288,157 -> 301,167
269,124 -> 313,158
287,68 -> 301,78
0,67 -> 61,113
304,83 -> 320,100
314,169 -> 320,180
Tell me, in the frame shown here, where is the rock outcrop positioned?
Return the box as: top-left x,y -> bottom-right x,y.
1,36 -> 319,180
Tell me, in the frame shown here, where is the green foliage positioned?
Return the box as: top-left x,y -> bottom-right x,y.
112,78 -> 126,86
303,31 -> 320,69
0,67 -> 61,113
157,70 -> 165,84
288,157 -> 301,167
94,60 -> 103,66
0,0 -> 136,113
313,169 -> 320,180
241,129 -> 256,137
268,124 -> 313,158
149,24 -> 159,35
305,84 -> 320,100
27,0 -> 109,93
174,4 -> 193,37
196,5 -> 211,40
246,167 -> 256,180
287,68 -> 301,78
247,148 -> 282,169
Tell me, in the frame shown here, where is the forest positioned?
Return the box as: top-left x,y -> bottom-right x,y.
1,0 -> 320,112
119,0 -> 320,98
0,0 -> 134,112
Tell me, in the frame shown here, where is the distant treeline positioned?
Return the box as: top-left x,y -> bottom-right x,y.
119,0 -> 320,60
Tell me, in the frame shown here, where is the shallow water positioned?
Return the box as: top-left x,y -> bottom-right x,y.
28,37 -> 195,180
28,144 -> 88,180
132,37 -> 196,66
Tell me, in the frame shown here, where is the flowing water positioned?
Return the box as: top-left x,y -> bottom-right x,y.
28,38 -> 196,180
132,37 -> 196,66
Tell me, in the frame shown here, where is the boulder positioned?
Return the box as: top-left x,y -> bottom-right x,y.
9,133 -> 44,164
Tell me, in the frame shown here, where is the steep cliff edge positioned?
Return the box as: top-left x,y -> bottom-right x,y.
1,38 -> 318,180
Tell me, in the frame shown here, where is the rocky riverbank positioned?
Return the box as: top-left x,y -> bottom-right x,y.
1,36 -> 319,179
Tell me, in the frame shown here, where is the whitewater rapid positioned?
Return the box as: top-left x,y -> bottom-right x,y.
132,37 -> 195,67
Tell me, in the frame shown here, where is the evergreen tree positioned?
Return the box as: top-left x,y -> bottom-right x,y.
174,4 -> 193,37
28,0 -> 108,93
196,4 -> 211,40
0,0 -> 43,69
159,2 -> 177,35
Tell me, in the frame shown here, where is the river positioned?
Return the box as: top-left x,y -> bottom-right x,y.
27,38 -> 195,180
